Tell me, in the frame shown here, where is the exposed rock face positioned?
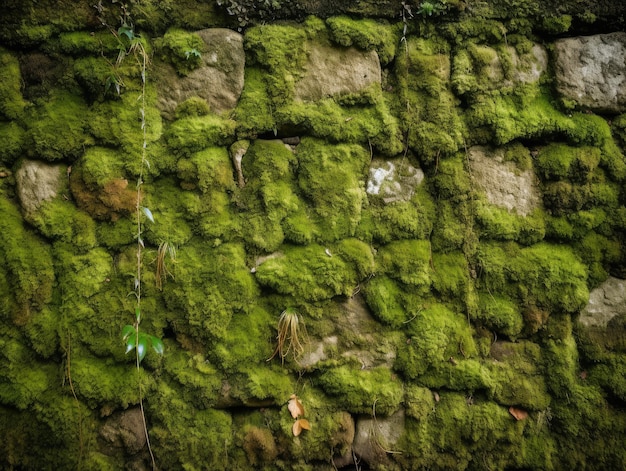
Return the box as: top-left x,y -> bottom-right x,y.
554,32 -> 626,113
352,409 -> 405,466
295,43 -> 381,101
468,146 -> 541,216
99,408 -> 146,456
156,28 -> 245,119
366,158 -> 424,204
15,159 -> 64,216
579,277 -> 626,328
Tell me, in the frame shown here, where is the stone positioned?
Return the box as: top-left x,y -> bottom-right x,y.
15,159 -> 65,217
468,146 -> 541,216
554,32 -> 626,113
366,158 -> 424,204
98,408 -> 146,456
156,28 -> 245,120
352,409 -> 405,467
579,276 -> 626,328
295,43 -> 381,102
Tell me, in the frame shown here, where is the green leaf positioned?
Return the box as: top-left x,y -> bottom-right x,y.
122,324 -> 136,341
118,25 -> 135,41
142,207 -> 155,223
137,333 -> 149,363
125,335 -> 136,355
135,307 -> 141,322
150,335 -> 165,356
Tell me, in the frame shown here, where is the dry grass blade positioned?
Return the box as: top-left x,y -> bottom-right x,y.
155,241 -> 176,290
268,308 -> 305,364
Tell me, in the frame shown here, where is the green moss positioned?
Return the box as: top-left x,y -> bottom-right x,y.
536,143 -> 601,182
55,30 -> 120,55
431,251 -> 470,299
326,16 -> 398,65
0,47 -> 27,120
233,67 -> 276,137
574,232 -> 620,286
155,28 -> 204,76
363,275 -> 408,327
165,113 -> 236,156
0,195 -> 54,319
175,96 -> 211,119
377,239 -> 431,288
475,294 -> 523,339
478,242 -> 589,313
25,91 -> 92,161
254,242 -> 373,301
30,199 -> 97,251
538,15 -> 572,34
474,203 -> 546,245
297,138 -> 370,242
149,381 -> 233,470
142,178 -> 194,246
395,303 -> 476,380
317,365 -> 403,415
0,121 -> 26,165
73,56 -> 118,100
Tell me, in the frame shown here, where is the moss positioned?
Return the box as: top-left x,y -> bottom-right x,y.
175,96 -> 211,119
395,303 -> 476,380
233,67 -> 276,137
317,365 -> 403,415
254,242 -> 372,301
73,56 -> 119,100
30,199 -> 97,250
363,275 -> 409,327
149,381 -> 233,470
0,47 -> 27,120
536,143 -> 601,182
574,232 -> 621,286
165,113 -> 236,156
478,242 -> 589,313
55,30 -> 120,55
297,139 -> 370,242
474,203 -> 546,245
24,91 -> 93,162
377,239 -> 431,288
475,294 -> 524,339
163,241 -> 258,344
430,251 -> 470,299
0,195 -> 54,320
0,121 -> 26,166
154,28 -> 204,76
326,16 -> 398,65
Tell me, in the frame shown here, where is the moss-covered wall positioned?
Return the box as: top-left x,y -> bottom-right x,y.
1,1 -> 626,469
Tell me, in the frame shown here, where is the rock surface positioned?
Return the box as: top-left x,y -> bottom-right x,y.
554,32 -> 626,113
295,43 -> 381,101
366,158 -> 425,204
156,28 -> 245,119
15,159 -> 65,216
579,276 -> 626,328
468,146 -> 541,216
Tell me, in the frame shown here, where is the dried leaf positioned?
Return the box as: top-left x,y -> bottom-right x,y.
433,391 -> 440,403
292,418 -> 311,436
509,406 -> 528,421
288,394 -> 305,419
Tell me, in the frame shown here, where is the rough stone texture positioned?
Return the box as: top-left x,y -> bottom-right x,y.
479,44 -> 548,90
366,158 -> 424,204
295,43 -> 381,102
15,159 -> 64,216
156,28 -> 245,120
579,277 -> 626,328
98,408 -> 146,456
299,295 -> 396,369
554,32 -> 626,113
468,146 -> 541,216
352,409 -> 405,466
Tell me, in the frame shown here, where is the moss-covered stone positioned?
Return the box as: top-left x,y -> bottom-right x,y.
326,16 -> 398,65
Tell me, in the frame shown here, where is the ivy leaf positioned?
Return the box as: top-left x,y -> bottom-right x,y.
125,335 -> 136,355
142,207 -> 155,223
150,335 -> 165,356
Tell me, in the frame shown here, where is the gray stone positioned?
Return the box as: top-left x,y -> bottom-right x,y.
156,28 -> 245,120
15,159 -> 65,217
295,43 -> 381,101
468,146 -> 541,216
352,409 -> 405,466
554,32 -> 626,113
99,407 -> 146,456
579,277 -> 626,328
366,158 -> 424,204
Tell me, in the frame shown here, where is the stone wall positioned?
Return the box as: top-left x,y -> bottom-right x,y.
1,1 -> 626,469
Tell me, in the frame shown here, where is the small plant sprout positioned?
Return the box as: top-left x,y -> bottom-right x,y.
268,307 -> 306,364
184,48 -> 202,60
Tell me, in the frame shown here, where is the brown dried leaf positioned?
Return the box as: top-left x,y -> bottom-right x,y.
288,394 -> 305,419
292,418 -> 311,436
509,406 -> 528,421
